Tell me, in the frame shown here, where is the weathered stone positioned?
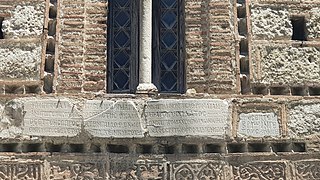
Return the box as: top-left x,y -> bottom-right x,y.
250,6 -> 292,39
0,100 -> 23,138
84,100 -> 144,138
23,99 -> 82,137
307,8 -> 320,39
109,156 -> 168,180
251,46 -> 320,85
233,161 -> 286,179
171,161 -> 225,180
238,113 -> 280,137
49,155 -> 107,179
0,160 -> 43,179
2,3 -> 45,38
145,99 -> 230,138
0,43 -> 41,80
294,160 -> 320,179
289,103 -> 320,136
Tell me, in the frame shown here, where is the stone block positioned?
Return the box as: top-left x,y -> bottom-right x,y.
145,99 -> 230,138
109,155 -> 168,180
251,46 -> 320,85
238,113 -> 280,137
49,155 -> 107,179
233,161 -> 286,179
83,100 -> 144,138
2,2 -> 45,38
0,42 -> 42,80
250,6 -> 292,39
0,100 -> 23,138
288,103 -> 320,136
23,99 -> 82,137
0,160 -> 43,179
294,160 -> 320,179
170,161 -> 226,180
307,8 -> 320,40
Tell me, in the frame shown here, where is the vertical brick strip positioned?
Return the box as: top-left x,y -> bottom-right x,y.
83,0 -> 107,92
185,0 -> 237,94
57,0 -> 85,93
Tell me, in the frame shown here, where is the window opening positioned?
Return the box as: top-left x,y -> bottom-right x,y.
0,17 -> 4,39
291,16 -> 307,41
152,0 -> 185,93
107,0 -> 139,93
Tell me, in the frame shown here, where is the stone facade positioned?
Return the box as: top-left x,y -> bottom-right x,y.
0,0 -> 319,179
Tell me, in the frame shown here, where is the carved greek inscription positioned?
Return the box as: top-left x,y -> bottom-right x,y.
23,99 -> 82,137
171,161 -> 224,180
295,161 -> 320,179
239,113 -> 280,137
0,162 -> 42,180
233,161 -> 286,180
84,101 -> 144,138
145,99 -> 230,137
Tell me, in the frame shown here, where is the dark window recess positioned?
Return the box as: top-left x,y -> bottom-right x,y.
0,17 -> 3,39
227,143 -> 246,153
182,144 -> 198,154
107,0 -> 139,93
291,17 -> 307,41
107,144 -> 129,153
152,0 -> 185,93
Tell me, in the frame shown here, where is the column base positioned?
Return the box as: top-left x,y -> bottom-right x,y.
136,83 -> 158,94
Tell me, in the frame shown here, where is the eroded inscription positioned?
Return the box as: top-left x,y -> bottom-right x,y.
238,113 -> 280,137
146,99 -> 230,137
23,99 -> 82,137
50,163 -> 104,180
84,101 -> 144,138
233,161 -> 286,180
0,162 -> 42,180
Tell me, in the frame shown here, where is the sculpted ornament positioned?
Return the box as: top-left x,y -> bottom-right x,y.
50,163 -> 104,180
295,161 -> 320,179
233,162 -> 286,180
0,162 -> 42,180
171,161 -> 223,180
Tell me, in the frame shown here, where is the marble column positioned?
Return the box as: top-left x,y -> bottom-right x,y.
136,0 -> 158,94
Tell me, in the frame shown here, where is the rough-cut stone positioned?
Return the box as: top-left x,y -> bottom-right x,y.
289,103 -> 320,136
0,100 -> 23,138
238,113 -> 280,137
2,3 -> 45,38
84,101 -> 144,138
145,99 -> 230,138
0,43 -> 42,80
307,8 -> 320,39
250,7 -> 292,39
252,46 -> 320,85
23,99 -> 82,137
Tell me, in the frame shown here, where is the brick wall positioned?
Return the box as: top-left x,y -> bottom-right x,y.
56,0 -> 238,94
